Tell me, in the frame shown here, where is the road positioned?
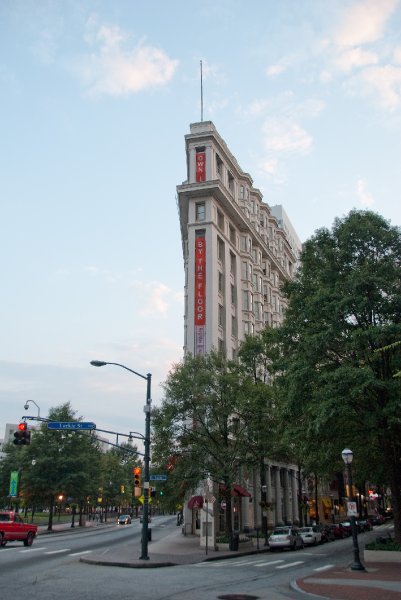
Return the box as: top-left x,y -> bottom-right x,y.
1,516 -> 391,600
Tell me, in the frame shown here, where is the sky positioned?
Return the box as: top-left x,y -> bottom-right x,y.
1,0 -> 401,451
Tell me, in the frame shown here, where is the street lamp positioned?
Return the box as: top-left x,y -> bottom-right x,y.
24,399 -> 40,417
341,448 -> 365,571
90,360 -> 152,561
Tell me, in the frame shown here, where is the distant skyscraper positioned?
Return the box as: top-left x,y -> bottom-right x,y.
177,121 -> 301,358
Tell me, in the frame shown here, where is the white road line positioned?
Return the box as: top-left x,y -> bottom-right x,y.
254,560 -> 285,567
69,550 -> 93,557
314,564 -> 335,572
20,547 -> 47,553
44,549 -> 71,555
276,561 -> 304,569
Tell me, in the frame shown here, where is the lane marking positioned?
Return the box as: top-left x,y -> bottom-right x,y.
44,549 -> 71,555
314,564 -> 335,572
276,561 -> 304,569
69,550 -> 93,557
20,547 -> 47,553
254,560 -> 285,567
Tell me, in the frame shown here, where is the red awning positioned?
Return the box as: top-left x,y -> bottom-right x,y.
219,484 -> 251,497
232,484 -> 251,497
188,495 -> 204,509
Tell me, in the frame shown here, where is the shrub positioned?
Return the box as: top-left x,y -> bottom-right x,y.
365,538 -> 401,552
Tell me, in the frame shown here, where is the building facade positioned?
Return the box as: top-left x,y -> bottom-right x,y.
177,122 -> 304,534
177,121 -> 301,360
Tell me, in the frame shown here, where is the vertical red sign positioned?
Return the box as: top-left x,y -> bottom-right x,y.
196,151 -> 206,182
195,236 -> 206,326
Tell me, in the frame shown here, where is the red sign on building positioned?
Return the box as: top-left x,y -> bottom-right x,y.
195,235 -> 206,355
196,151 -> 206,182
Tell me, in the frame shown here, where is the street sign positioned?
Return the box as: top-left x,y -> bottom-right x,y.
149,475 -> 167,481
346,501 -> 358,516
47,421 -> 96,430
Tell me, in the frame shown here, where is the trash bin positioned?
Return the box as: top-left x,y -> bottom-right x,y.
147,528 -> 152,541
229,532 -> 239,551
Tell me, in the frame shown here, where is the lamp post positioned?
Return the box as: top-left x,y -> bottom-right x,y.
341,448 -> 365,571
24,399 -> 40,417
90,360 -> 152,560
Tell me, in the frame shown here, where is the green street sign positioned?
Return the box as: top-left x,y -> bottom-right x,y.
9,471 -> 19,497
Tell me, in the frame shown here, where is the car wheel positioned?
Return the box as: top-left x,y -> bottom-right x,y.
24,533 -> 34,547
0,533 -> 7,547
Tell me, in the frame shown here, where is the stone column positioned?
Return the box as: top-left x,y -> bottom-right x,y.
274,467 -> 283,525
283,469 -> 291,524
291,470 -> 300,525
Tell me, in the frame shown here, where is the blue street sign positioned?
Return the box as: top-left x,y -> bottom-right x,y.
149,475 -> 167,481
47,422 -> 96,430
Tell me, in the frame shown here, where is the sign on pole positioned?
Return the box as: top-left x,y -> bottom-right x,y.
149,475 -> 167,481
47,422 -> 96,430
9,471 -> 19,497
346,501 -> 358,516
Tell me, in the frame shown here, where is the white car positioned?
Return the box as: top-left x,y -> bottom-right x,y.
268,527 -> 304,551
299,526 -> 322,545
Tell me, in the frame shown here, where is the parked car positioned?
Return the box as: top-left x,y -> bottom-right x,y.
117,514 -> 132,525
356,519 -> 372,532
340,521 -> 353,536
299,526 -> 322,545
318,525 -> 335,542
326,523 -> 348,539
371,514 -> 385,526
268,527 -> 304,551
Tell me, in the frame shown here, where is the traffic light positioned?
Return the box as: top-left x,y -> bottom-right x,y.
133,467 -> 141,488
13,423 -> 31,445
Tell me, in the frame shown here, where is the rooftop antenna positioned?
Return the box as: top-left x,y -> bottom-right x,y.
200,60 -> 204,122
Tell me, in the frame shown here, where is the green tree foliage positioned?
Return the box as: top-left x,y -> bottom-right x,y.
152,350 -> 254,535
276,210 -> 401,541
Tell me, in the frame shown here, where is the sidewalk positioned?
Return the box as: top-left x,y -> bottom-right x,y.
40,520 -> 401,599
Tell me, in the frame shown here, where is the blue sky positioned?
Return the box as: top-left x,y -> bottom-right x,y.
1,0 -> 401,447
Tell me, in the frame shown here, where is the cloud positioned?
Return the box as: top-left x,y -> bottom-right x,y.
359,64 -> 401,109
76,18 -> 178,97
333,47 -> 379,73
262,118 -> 313,155
333,0 -> 397,47
356,179 -> 375,207
130,280 -> 181,317
266,63 -> 287,77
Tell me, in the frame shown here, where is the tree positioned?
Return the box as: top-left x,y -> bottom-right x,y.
153,350 -> 253,536
276,210 -> 401,541
19,403 -> 102,530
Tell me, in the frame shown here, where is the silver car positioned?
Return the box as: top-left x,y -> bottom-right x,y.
299,526 -> 322,545
268,527 -> 304,551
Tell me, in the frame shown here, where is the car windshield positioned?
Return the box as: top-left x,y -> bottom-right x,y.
272,529 -> 290,535
299,528 -> 311,533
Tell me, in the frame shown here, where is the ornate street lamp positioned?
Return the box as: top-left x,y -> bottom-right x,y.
341,448 -> 365,571
90,360 -> 152,560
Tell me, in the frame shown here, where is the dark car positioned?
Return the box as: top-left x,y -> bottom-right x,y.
319,525 -> 335,542
117,514 -> 132,525
327,523 -> 348,539
357,519 -> 372,532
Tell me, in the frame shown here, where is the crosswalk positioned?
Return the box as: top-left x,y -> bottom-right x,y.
3,545 -> 94,558
194,557 -> 335,572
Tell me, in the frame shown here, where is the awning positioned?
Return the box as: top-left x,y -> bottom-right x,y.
233,484 -> 251,497
322,497 -> 332,509
188,495 -> 204,509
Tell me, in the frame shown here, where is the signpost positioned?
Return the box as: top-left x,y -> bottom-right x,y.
149,475 -> 167,481
47,422 -> 96,430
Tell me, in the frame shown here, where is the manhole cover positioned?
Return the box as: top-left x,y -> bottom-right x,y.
218,595 -> 259,600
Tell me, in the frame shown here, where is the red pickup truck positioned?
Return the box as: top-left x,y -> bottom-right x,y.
0,511 -> 38,547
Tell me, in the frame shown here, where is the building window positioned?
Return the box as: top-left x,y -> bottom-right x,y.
229,224 -> 236,246
217,209 -> 224,230
218,271 -> 224,294
217,236 -> 225,263
242,290 -> 249,311
231,284 -> 236,305
231,315 -> 238,337
216,154 -> 223,178
230,252 -> 236,277
218,338 -> 225,353
228,171 -> 234,195
218,304 -> 224,327
196,202 -> 205,221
